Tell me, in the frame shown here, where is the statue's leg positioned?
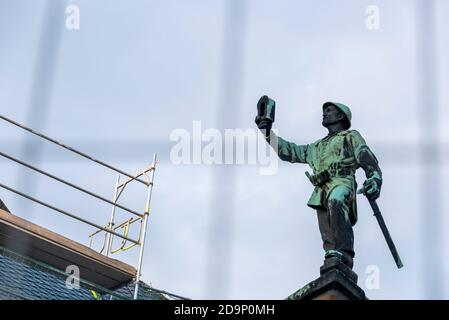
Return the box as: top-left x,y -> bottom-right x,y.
317,208 -> 333,252
326,185 -> 355,268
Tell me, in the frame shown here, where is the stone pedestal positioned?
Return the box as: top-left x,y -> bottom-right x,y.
286,258 -> 367,300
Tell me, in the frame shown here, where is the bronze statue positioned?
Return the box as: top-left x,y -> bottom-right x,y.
255,96 -> 383,270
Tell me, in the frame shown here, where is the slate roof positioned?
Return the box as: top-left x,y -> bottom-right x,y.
0,246 -> 184,300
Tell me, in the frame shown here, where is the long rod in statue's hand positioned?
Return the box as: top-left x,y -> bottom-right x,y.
357,187 -> 404,269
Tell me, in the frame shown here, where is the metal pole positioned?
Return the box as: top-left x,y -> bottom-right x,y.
0,151 -> 142,218
0,182 -> 139,245
0,114 -> 148,186
106,175 -> 120,257
117,166 -> 155,189
134,154 -> 157,300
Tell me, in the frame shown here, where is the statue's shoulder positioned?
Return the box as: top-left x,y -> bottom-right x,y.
336,129 -> 356,136
344,129 -> 368,147
343,129 -> 364,139
309,138 -> 322,148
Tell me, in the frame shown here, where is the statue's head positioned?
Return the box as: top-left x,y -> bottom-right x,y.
322,102 -> 352,130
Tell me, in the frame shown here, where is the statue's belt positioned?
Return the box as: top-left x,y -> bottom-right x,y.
306,167 -> 353,187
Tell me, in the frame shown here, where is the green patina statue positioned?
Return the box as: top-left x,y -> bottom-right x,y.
255,97 -> 382,269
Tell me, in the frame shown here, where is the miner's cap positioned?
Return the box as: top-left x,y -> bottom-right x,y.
322,101 -> 352,129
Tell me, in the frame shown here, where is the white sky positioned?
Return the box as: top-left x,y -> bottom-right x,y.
0,0 -> 448,299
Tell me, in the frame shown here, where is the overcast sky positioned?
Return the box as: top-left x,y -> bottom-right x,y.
0,0 -> 448,299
